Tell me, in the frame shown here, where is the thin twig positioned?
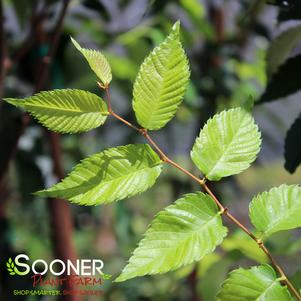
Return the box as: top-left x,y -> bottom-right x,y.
103,87 -> 301,301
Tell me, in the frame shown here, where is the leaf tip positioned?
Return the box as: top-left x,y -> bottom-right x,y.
113,275 -> 125,283
3,98 -> 24,107
172,20 -> 181,35
33,189 -> 48,197
70,36 -> 82,51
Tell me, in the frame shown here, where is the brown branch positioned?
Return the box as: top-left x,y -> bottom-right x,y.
104,87 -> 301,301
47,131 -> 80,301
0,0 -> 70,187
35,0 -> 70,92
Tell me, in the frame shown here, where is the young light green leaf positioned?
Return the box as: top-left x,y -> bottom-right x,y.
35,144 -> 163,205
191,107 -> 261,181
249,185 -> 301,239
267,25 -> 301,77
217,265 -> 292,301
4,89 -> 108,134
115,192 -> 228,282
133,21 -> 190,130
71,37 -> 112,85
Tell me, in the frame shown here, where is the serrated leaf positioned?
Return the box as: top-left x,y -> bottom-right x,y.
217,265 -> 292,301
284,113 -> 301,173
133,21 -> 190,130
259,54 -> 301,103
249,185 -> 301,239
116,192 -> 228,282
267,25 -> 301,77
71,37 -> 112,85
4,89 -> 108,134
191,107 -> 261,181
35,144 -> 163,205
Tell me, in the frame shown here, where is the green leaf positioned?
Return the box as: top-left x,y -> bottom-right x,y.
191,107 -> 261,181
133,21 -> 190,130
222,231 -> 268,264
115,192 -> 228,282
266,25 -> 301,77
4,89 -> 108,134
249,184 -> 301,239
71,37 -> 112,85
217,265 -> 292,301
259,54 -> 301,103
35,144 -> 163,205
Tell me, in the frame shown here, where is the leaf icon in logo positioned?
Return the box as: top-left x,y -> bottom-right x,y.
6,258 -> 16,275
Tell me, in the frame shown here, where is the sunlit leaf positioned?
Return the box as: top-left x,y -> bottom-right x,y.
71,37 -> 112,85
217,265 -> 292,301
116,192 -> 227,281
35,144 -> 163,205
191,107 -> 261,181
4,89 -> 108,134
249,184 -> 301,239
133,21 -> 190,130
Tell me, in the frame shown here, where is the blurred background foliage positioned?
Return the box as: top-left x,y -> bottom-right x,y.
1,0 -> 301,300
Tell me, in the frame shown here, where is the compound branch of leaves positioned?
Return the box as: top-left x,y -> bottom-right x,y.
5,21 -> 301,301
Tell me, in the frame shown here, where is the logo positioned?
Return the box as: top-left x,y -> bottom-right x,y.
6,257 -> 23,276
6,254 -> 111,278
5,254 -> 111,297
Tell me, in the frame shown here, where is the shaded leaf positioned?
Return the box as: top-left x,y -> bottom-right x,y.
116,192 -> 228,282
222,231 -> 268,263
35,144 -> 163,205
249,185 -> 301,239
71,37 -> 112,85
4,89 -> 108,134
278,8 -> 301,22
191,107 -> 261,181
266,25 -> 301,77
259,54 -> 301,103
133,21 -> 190,130
217,265 -> 292,301
199,258 -> 232,301
284,113 -> 301,173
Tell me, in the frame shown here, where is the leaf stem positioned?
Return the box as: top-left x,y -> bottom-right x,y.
104,86 -> 301,301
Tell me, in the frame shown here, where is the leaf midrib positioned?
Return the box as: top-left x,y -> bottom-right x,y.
51,159 -> 162,197
263,201 -> 301,236
23,103 -> 104,114
141,212 -> 221,254
255,280 -> 278,301
141,43 -> 177,127
207,113 -> 247,178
